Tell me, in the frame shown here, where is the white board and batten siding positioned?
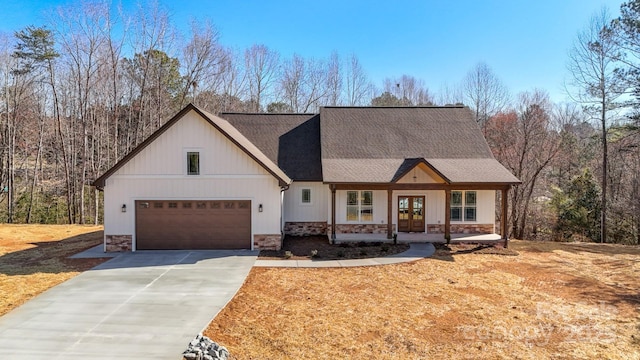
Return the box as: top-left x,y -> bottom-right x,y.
103,110 -> 283,249
283,182 -> 329,222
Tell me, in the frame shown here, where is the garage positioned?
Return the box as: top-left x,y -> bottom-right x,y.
135,200 -> 252,250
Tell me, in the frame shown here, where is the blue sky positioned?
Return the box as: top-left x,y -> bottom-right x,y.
0,0 -> 624,103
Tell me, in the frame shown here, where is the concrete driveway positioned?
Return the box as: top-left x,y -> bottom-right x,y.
0,249 -> 258,360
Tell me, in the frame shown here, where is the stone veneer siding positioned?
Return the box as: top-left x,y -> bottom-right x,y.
253,234 -> 282,250
105,235 -> 132,252
335,224 -> 396,234
426,224 -> 494,234
284,222 -> 327,236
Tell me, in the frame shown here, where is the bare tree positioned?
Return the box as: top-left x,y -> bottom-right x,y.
179,21 -> 226,108
486,90 -> 562,239
567,8 -> 627,243
325,51 -> 342,106
344,54 -> 372,106
244,44 -> 279,112
462,62 -> 510,130
382,75 -> 432,106
435,82 -> 464,106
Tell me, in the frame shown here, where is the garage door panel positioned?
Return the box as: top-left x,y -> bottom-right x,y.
135,200 -> 252,250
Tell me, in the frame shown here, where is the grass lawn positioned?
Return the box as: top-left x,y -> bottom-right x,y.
205,240 -> 640,359
0,224 -> 105,317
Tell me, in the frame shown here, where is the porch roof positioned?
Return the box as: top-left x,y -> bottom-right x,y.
322,157 -> 520,184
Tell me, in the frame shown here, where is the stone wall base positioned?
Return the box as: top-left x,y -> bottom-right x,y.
427,224 -> 494,234
253,234 -> 282,250
335,224 -> 396,234
284,222 -> 327,236
105,235 -> 132,252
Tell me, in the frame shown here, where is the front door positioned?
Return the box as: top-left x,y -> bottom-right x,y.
398,196 -> 425,232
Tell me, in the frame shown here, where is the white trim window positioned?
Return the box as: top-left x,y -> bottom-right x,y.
451,190 -> 477,222
347,190 -> 373,222
301,188 -> 312,205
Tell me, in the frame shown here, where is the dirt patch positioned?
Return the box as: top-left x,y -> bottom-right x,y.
259,235 -> 409,260
0,225 -> 106,317
206,239 -> 640,359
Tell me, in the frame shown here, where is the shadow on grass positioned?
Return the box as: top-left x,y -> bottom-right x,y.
0,231 -> 104,276
511,240 -> 640,256
430,244 -> 518,262
562,274 -> 640,311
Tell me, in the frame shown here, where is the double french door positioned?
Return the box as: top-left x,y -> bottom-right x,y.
398,196 -> 425,232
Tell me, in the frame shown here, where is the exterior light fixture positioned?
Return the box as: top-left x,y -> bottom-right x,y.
258,204 -> 263,212
121,204 -> 127,213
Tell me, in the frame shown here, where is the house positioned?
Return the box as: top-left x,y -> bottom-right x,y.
93,104 -> 520,252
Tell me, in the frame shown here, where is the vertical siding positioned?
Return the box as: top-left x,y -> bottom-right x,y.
103,110 -> 283,244
283,182 -> 328,222
396,164 -> 444,184
326,189 -> 496,232
332,190 -> 388,225
114,111 -> 266,176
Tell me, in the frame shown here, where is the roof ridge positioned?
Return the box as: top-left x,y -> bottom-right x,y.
220,112 -> 316,115
320,105 -> 467,109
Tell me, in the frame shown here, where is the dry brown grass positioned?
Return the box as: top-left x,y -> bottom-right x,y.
206,240 -> 640,359
0,224 -> 106,317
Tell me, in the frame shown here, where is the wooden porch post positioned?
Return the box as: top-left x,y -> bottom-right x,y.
444,189 -> 451,243
387,188 -> 393,239
502,187 -> 509,248
331,184 -> 336,243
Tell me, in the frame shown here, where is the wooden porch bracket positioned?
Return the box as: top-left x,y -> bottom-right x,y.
444,189 -> 451,242
331,184 -> 336,243
502,188 -> 509,248
387,188 -> 393,239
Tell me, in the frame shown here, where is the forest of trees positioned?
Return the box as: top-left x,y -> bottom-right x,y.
0,1 -> 639,244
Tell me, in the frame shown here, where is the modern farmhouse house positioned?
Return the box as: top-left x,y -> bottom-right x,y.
93,104 -> 520,252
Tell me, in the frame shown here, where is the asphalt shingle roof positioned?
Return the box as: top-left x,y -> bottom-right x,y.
222,106 -> 520,185
221,113 -> 322,181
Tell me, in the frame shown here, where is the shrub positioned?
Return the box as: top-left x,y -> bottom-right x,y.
284,251 -> 293,259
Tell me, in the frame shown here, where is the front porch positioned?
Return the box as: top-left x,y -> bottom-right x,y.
334,232 -> 503,244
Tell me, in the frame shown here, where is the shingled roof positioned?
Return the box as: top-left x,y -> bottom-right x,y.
221,113 -> 322,181
319,106 -> 520,184
218,106 -> 519,185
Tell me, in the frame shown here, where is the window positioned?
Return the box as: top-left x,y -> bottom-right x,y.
346,191 -> 373,222
450,191 -> 477,222
301,189 -> 311,204
465,191 -> 477,221
187,152 -> 200,175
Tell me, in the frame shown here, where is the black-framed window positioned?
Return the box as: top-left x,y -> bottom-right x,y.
187,152 -> 200,175
301,188 -> 311,204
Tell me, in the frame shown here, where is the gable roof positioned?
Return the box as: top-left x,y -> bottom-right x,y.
320,106 -> 494,159
221,113 -> 322,181
92,104 -> 292,189
319,106 -> 520,184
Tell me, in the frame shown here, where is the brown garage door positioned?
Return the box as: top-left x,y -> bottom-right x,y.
135,200 -> 251,250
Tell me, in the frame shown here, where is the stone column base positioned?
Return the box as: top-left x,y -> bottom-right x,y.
105,235 -> 132,252
334,224 -> 395,234
427,224 -> 494,234
284,222 -> 328,236
253,234 -> 282,250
